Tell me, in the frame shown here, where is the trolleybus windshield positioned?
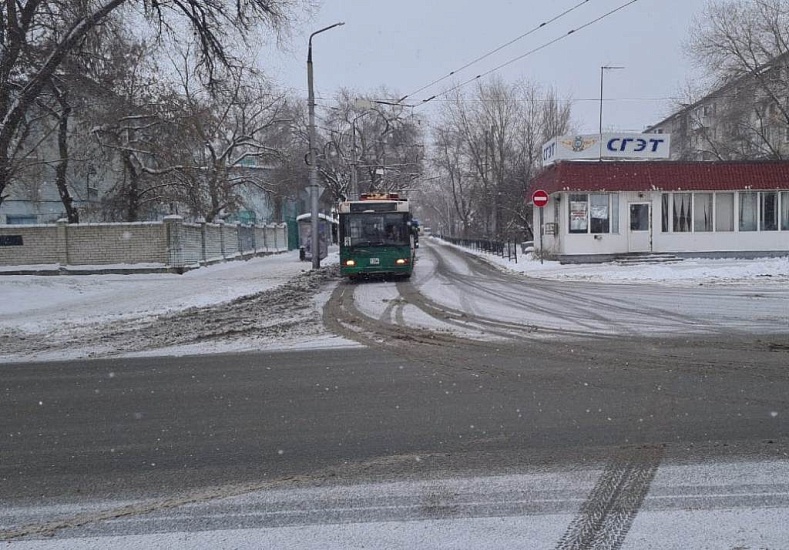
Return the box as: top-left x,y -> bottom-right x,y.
341,212 -> 411,247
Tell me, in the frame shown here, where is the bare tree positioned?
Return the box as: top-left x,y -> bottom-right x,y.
432,78 -> 571,240
48,80 -> 80,222
0,0 -> 302,210
684,0 -> 789,159
161,55 -> 291,222
31,16 -> 141,223
265,100 -> 309,222
88,32 -> 179,221
432,126 -> 474,237
510,85 -> 571,238
316,89 -> 425,201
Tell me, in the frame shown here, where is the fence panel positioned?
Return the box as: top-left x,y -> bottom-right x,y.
440,236 -> 518,263
238,225 -> 256,254
0,218 -> 288,271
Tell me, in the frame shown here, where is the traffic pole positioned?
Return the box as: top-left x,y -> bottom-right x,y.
531,189 -> 548,265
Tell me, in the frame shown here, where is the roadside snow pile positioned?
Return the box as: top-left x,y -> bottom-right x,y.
590,256 -> 789,284
0,252 -> 346,363
520,255 -> 789,285
434,239 -> 789,286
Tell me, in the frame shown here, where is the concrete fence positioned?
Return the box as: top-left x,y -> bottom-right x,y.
0,216 -> 288,274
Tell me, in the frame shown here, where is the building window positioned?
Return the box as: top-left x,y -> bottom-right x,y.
715,193 -> 734,232
569,194 -> 588,233
569,193 -> 619,234
663,192 -> 740,233
781,192 -> 789,230
5,215 -> 38,225
739,192 -> 758,231
673,193 -> 692,232
693,193 -> 713,232
630,204 -> 650,231
590,194 -> 610,234
760,192 -> 778,231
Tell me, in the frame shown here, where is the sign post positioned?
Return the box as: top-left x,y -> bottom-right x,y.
532,189 -> 549,265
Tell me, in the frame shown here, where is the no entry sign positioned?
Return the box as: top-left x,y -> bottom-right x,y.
532,189 -> 549,207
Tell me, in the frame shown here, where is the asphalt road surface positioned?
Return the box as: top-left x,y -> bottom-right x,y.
2,241 -> 788,548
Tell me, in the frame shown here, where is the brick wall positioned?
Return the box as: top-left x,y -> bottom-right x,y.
0,224 -> 59,265
66,222 -> 166,265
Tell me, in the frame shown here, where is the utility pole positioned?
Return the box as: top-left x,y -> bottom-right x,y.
599,66 -> 625,160
307,22 -> 344,269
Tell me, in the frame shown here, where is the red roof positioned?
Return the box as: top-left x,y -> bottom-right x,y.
530,161 -> 789,195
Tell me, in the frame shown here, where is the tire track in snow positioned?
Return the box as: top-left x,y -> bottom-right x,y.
556,445 -> 663,550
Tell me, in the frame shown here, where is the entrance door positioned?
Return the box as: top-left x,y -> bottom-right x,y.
628,202 -> 652,253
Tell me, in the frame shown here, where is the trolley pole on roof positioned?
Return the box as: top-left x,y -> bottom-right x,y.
350,100 -> 375,201
307,22 -> 345,269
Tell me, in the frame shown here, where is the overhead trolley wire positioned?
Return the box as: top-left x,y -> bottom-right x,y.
414,0 -> 640,107
398,0 -> 593,104
419,95 -> 681,103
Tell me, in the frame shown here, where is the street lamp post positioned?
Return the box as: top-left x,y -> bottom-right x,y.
599,65 -> 624,160
307,21 -> 344,269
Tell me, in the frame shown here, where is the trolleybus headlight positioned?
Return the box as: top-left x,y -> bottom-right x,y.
395,258 -> 409,265
345,259 -> 356,266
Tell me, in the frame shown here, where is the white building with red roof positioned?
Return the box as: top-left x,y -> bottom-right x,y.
528,160 -> 789,262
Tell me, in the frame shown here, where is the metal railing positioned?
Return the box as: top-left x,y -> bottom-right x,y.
438,236 -> 519,263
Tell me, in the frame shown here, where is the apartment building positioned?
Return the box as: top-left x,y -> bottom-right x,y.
647,53 -> 789,161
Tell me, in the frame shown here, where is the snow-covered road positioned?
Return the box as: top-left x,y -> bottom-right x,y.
6,454 -> 789,549
3,244 -> 789,549
2,242 -> 789,362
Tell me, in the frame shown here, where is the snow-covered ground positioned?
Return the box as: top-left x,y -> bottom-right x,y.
0,251 -> 352,363
443,239 -> 789,286
0,253 -> 314,333
7,459 -> 789,549
1,243 -> 787,363
4,244 -> 786,326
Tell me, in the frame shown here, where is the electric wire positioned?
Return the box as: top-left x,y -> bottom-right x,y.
414,0 -> 640,107
412,96 -> 681,103
398,0 -> 593,103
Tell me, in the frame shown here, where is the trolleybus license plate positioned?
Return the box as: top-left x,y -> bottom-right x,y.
369,258 -> 380,265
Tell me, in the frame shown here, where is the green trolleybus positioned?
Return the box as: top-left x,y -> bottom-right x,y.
338,193 -> 416,280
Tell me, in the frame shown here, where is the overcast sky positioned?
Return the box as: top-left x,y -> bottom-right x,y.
263,0 -> 709,135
